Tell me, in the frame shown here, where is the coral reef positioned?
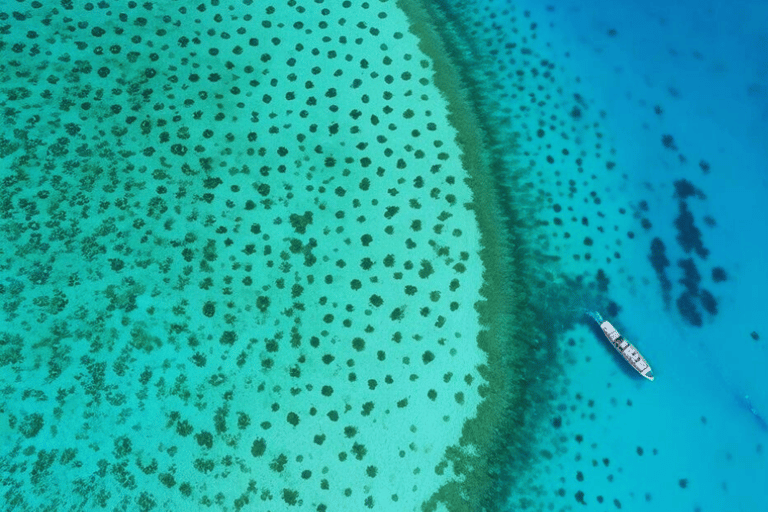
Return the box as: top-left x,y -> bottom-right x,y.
0,1 -> 532,511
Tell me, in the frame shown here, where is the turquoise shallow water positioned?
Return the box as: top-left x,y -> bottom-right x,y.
1,2 -> 498,510
1,0 -> 767,511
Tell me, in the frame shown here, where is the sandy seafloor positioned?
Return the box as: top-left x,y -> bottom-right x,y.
1,0 -> 767,511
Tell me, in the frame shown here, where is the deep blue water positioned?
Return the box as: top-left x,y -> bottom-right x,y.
496,0 -> 768,510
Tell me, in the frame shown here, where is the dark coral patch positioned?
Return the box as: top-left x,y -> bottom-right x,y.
677,258 -> 701,295
649,238 -> 672,307
677,292 -> 702,327
661,134 -> 677,150
195,431 -> 213,449
698,289 -> 717,315
673,179 -> 705,200
674,201 -> 709,259
289,211 -> 313,234
251,438 -> 266,457
649,238 -> 669,273
596,269 -> 610,292
220,331 -> 237,345
711,267 -> 727,283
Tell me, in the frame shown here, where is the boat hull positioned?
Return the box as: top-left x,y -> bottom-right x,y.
597,320 -> 655,381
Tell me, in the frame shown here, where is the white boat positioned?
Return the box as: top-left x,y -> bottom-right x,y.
587,311 -> 655,381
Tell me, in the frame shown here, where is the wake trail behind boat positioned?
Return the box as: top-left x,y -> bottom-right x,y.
667,318 -> 768,435
735,393 -> 768,433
